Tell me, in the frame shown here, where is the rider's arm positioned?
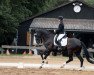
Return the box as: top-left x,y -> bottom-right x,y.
56,24 -> 64,34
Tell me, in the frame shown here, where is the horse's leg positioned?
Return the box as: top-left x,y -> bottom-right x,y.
40,54 -> 45,63
39,50 -> 46,69
75,52 -> 84,67
39,50 -> 50,68
61,54 -> 73,68
75,52 -> 84,70
43,50 -> 51,64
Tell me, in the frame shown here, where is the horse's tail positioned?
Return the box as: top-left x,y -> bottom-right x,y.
81,42 -> 94,64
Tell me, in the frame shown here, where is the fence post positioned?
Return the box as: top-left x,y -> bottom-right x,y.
6,49 -> 10,55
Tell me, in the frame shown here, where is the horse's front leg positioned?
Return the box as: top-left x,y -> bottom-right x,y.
43,50 -> 51,64
40,54 -> 44,69
40,50 -> 50,69
40,54 -> 44,63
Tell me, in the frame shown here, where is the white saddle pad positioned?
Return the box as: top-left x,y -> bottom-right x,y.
54,34 -> 67,46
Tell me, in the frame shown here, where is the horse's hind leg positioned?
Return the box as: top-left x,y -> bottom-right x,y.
75,52 -> 84,67
66,54 -> 73,63
75,51 -> 85,70
61,54 -> 73,68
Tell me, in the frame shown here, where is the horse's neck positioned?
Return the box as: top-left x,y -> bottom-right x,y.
42,34 -> 50,42
42,32 -> 54,43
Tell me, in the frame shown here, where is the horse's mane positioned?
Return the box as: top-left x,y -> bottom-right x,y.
36,29 -> 54,38
36,29 -> 52,35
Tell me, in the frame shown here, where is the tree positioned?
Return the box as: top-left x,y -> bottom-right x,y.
0,0 -> 32,45
85,0 -> 94,6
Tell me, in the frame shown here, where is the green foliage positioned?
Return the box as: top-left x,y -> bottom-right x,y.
0,0 -> 32,45
36,0 -> 69,13
85,0 -> 94,6
26,0 -> 46,15
26,0 -> 69,15
11,0 -> 32,22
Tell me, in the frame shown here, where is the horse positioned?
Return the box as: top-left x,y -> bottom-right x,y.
35,29 -> 94,69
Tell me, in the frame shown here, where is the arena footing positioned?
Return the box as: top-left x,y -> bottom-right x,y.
0,62 -> 94,71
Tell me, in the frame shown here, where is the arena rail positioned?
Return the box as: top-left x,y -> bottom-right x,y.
1,45 -> 45,54
1,45 -> 94,57
87,48 -> 94,58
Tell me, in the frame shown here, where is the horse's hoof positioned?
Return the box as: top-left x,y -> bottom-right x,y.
42,61 -> 44,63
78,68 -> 83,71
78,66 -> 85,71
46,61 -> 48,64
60,62 -> 66,68
60,65 -> 64,68
60,64 -> 65,68
39,66 -> 42,69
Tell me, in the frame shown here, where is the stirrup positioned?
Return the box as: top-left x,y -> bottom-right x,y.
58,46 -> 62,50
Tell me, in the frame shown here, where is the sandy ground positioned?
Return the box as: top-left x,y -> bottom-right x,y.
0,68 -> 94,75
0,55 -> 94,75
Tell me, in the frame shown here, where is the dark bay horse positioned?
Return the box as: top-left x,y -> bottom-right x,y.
35,29 -> 94,69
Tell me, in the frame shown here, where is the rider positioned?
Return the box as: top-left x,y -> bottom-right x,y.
55,16 -> 66,47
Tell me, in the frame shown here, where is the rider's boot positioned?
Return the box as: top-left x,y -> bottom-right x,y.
57,41 -> 62,51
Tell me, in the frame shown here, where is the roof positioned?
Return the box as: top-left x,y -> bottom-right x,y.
30,18 -> 94,32
21,0 -> 94,24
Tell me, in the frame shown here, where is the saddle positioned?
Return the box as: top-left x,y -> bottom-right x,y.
54,33 -> 67,46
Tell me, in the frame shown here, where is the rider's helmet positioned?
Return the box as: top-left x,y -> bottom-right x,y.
58,16 -> 63,20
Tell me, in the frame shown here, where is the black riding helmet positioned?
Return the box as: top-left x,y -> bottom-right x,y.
58,16 -> 63,20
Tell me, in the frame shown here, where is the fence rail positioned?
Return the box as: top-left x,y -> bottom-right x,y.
1,45 -> 94,57
2,45 -> 45,49
88,48 -> 94,52
1,45 -> 45,54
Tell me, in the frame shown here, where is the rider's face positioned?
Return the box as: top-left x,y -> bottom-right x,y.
59,20 -> 63,23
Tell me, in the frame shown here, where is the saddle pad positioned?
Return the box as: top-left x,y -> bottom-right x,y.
61,37 -> 67,46
54,35 -> 57,46
54,34 -> 67,46
57,34 -> 65,41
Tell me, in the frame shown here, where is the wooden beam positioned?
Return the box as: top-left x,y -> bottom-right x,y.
2,45 -> 45,49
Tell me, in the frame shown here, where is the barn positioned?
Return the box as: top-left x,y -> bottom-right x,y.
18,0 -> 94,53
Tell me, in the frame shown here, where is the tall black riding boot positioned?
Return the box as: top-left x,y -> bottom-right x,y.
57,41 -> 62,50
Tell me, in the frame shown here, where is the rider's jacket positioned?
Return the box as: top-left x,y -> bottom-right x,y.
56,23 -> 64,34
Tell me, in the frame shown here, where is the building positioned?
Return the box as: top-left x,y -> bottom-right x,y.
18,0 -> 94,53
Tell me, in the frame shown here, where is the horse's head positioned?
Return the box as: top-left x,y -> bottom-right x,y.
35,29 -> 42,45
35,29 -> 53,45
